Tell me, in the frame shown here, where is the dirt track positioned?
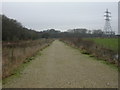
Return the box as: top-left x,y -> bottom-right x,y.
3,40 -> 118,88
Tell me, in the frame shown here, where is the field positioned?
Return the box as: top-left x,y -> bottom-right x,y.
85,38 -> 118,52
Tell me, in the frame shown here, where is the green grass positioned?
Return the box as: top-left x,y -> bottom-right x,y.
3,54 -> 41,84
85,38 -> 118,52
2,43 -> 50,84
2,59 -> 32,84
89,54 -> 119,71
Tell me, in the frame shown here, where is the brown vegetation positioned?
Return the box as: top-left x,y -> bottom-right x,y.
2,39 -> 54,78
60,38 -> 118,66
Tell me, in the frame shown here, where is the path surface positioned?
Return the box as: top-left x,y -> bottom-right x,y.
4,40 -> 118,88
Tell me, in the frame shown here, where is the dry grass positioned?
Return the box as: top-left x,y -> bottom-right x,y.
2,39 -> 54,78
60,38 -> 118,66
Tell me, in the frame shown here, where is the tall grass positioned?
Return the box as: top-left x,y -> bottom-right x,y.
2,39 -> 54,78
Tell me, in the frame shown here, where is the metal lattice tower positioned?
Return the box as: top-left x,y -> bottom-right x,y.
103,9 -> 115,35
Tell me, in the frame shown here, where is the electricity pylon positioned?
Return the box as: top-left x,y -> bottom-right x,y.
103,9 -> 115,36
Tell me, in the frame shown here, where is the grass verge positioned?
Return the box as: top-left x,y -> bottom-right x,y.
2,55 -> 36,84
61,40 -> 119,71
2,43 -> 52,84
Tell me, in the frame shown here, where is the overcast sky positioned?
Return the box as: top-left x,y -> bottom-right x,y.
2,2 -> 118,33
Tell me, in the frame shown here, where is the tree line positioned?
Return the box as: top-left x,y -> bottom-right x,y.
2,15 -> 43,41
2,15 -> 117,41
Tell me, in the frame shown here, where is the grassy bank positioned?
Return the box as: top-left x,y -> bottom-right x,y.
2,39 -> 54,79
60,38 -> 118,66
84,38 -> 118,52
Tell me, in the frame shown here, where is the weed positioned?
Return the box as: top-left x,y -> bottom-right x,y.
2,39 -> 54,78
60,38 -> 119,67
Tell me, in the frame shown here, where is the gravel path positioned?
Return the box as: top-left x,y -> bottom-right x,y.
3,40 -> 118,88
